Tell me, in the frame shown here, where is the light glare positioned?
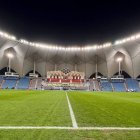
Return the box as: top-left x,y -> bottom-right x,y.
116,57 -> 123,62
7,53 -> 14,58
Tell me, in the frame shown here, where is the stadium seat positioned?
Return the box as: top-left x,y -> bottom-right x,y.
125,78 -> 140,92
100,80 -> 113,91
2,77 -> 18,89
16,77 -> 30,89
112,82 -> 126,92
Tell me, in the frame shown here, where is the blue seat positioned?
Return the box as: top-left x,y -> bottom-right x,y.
17,77 -> 30,89
2,79 -> 17,89
100,80 -> 113,91
112,82 -> 126,92
0,77 -> 3,84
125,78 -> 140,92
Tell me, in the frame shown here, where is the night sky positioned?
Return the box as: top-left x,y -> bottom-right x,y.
0,1 -> 140,46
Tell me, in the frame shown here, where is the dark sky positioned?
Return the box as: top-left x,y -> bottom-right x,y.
0,0 -> 140,45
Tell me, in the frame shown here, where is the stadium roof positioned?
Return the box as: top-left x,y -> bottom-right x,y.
1,29 -> 140,50
0,29 -> 140,78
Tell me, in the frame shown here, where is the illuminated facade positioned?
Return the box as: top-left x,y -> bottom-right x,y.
0,30 -> 140,78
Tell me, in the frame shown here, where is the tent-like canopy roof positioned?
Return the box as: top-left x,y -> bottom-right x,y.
0,30 -> 140,78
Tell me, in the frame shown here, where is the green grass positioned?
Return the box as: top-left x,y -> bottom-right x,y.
0,90 -> 71,126
68,91 -> 140,127
0,90 -> 140,139
0,130 -> 139,140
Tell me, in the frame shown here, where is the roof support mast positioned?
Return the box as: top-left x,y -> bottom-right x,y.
33,60 -> 36,74
95,55 -> 98,79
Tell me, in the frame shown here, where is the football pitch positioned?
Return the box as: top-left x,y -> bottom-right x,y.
0,90 -> 140,140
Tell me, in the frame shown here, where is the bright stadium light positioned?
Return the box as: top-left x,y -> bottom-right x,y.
0,31 -> 16,40
2,28 -> 140,50
114,33 -> 140,46
7,53 -> 14,72
103,42 -> 112,47
116,57 -> 123,62
116,57 -> 123,75
20,39 -> 29,45
136,34 -> 140,39
7,53 -> 14,58
19,36 -> 112,51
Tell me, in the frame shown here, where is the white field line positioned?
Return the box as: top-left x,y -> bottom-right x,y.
66,92 -> 78,128
0,126 -> 140,130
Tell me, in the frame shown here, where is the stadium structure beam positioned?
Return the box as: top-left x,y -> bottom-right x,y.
7,53 -> 14,73
95,56 -> 98,79
33,60 -> 36,74
74,64 -> 77,71
116,57 -> 123,75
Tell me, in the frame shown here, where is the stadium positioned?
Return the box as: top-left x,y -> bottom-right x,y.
0,30 -> 139,139
0,30 -> 140,91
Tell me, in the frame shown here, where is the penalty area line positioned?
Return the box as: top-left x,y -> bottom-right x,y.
66,92 -> 78,128
0,126 -> 139,130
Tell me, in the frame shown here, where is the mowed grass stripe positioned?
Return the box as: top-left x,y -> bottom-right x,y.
0,130 -> 139,140
68,91 -> 140,127
0,90 -> 72,126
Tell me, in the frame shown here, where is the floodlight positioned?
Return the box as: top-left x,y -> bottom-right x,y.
7,53 -> 14,58
116,57 -> 123,62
